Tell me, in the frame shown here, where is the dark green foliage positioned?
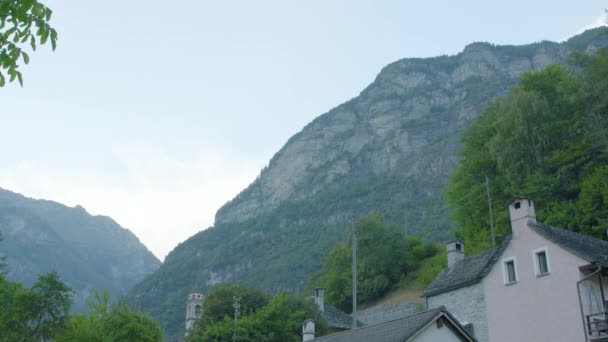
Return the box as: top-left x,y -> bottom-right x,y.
0,271 -> 74,341
57,291 -> 163,342
309,213 -> 440,312
0,0 -> 57,86
447,48 -> 608,254
187,291 -> 328,342
196,284 -> 269,332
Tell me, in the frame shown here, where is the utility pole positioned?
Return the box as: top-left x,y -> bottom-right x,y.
352,224 -> 357,330
232,296 -> 241,342
486,176 -> 496,247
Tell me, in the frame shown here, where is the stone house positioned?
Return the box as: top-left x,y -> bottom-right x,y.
423,197 -> 608,342
302,306 -> 476,342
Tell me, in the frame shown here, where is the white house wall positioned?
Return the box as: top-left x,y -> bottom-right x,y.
427,282 -> 489,342
410,320 -> 467,342
482,226 -> 589,342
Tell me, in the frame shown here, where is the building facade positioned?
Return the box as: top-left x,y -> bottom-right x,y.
424,198 -> 608,342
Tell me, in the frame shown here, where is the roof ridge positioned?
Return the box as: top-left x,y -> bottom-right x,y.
478,235 -> 512,276
423,235 -> 512,297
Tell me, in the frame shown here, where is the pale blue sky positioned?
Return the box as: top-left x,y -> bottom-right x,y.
1,1 -> 606,259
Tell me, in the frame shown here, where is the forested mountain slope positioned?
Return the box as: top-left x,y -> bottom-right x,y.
128,28 -> 608,336
0,188 -> 160,310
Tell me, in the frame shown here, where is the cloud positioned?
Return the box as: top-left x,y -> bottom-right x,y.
0,144 -> 262,261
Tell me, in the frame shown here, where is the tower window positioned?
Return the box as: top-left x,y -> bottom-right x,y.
456,243 -> 462,251
514,202 -> 521,209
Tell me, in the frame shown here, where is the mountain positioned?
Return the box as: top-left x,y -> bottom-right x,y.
128,28 -> 608,336
0,188 -> 160,310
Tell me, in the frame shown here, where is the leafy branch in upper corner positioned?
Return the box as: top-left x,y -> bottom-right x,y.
0,0 -> 57,87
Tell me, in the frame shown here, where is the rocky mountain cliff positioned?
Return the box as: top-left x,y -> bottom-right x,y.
0,188 -> 160,310
128,28 -> 608,337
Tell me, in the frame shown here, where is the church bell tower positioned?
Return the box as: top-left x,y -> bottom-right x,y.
185,291 -> 205,336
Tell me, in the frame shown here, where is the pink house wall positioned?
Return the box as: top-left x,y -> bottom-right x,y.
483,201 -> 590,342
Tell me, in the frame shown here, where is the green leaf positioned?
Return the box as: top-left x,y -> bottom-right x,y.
40,29 -> 48,45
16,71 -> 22,87
50,29 -> 57,51
5,27 -> 16,37
0,73 -> 5,87
21,30 -> 30,43
21,51 -> 29,64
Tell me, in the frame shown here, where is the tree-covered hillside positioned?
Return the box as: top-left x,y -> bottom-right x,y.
447,47 -> 608,254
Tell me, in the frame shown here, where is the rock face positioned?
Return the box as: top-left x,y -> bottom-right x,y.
128,28 -> 608,337
0,188 -> 161,310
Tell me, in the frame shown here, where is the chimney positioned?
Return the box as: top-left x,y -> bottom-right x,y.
302,319 -> 315,341
508,197 -> 536,239
446,239 -> 465,268
314,287 -> 325,312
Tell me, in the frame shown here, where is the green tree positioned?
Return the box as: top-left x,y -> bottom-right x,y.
58,290 -> 163,342
0,0 -> 57,86
189,292 -> 328,342
309,213 -> 438,311
446,48 -> 608,253
0,271 -> 74,341
188,283 -> 269,337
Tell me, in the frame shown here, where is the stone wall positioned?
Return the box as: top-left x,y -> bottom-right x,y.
427,283 -> 488,342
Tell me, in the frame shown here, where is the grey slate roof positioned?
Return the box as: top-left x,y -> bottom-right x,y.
357,302 -> 421,326
422,235 -> 512,297
323,304 -> 364,329
529,221 -> 608,267
312,307 -> 475,342
423,218 -> 608,298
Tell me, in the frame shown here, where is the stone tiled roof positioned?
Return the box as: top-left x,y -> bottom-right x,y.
323,304 -> 364,330
312,307 -> 475,342
357,302 -> 422,326
422,236 -> 512,297
529,221 -> 608,267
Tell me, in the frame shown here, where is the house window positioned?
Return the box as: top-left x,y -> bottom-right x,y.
503,257 -> 518,285
533,247 -> 551,276
506,261 -> 516,282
